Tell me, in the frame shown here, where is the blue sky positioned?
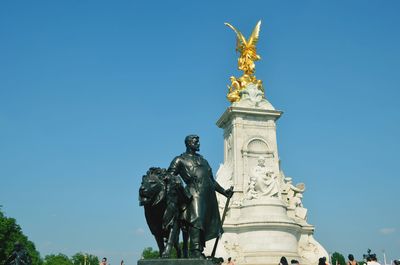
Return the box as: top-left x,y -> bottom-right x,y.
1,0 -> 399,264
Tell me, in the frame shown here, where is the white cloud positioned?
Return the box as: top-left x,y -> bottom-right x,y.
379,228 -> 396,235
134,228 -> 145,235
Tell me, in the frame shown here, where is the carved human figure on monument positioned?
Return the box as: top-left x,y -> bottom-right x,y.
298,236 -> 319,264
167,135 -> 233,258
246,156 -> 281,199
291,192 -> 303,208
252,156 -> 268,179
282,177 -> 307,220
245,174 -> 259,200
258,171 -> 281,198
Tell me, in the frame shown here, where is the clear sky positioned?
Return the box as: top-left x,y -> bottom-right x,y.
1,1 -> 399,264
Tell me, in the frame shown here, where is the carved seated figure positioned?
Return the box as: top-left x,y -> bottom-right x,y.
256,171 -> 280,198
245,156 -> 281,200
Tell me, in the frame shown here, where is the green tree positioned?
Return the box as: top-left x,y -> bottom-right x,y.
141,247 -> 159,259
0,207 -> 42,265
141,243 -> 185,259
332,252 -> 346,265
43,253 -> 73,265
71,252 -> 99,265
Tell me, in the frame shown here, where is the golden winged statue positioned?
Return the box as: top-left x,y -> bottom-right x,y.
225,20 -> 264,103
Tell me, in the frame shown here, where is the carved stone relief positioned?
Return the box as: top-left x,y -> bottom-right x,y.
245,156 -> 281,200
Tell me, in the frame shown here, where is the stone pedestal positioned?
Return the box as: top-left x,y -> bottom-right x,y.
138,259 -> 215,265
203,84 -> 328,265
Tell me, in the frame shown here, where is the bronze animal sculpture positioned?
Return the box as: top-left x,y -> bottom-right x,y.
139,167 -> 190,258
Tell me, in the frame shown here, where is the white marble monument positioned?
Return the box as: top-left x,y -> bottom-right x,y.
203,21 -> 328,265
203,83 -> 328,265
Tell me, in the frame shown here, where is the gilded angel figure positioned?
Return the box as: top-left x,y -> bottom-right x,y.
225,20 -> 261,76
225,21 -> 264,103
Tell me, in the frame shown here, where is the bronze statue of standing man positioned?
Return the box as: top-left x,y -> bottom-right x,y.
168,135 -> 233,258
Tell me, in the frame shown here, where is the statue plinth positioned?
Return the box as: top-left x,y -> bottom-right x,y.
138,259 -> 215,265
203,84 -> 328,265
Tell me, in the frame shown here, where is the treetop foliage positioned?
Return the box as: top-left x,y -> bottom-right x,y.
141,247 -> 159,259
0,207 -> 42,265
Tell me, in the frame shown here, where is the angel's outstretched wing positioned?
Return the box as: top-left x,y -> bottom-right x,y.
248,20 -> 261,47
225,22 -> 247,52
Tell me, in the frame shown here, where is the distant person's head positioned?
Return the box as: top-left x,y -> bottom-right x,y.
370,255 -> 377,262
291,259 -> 299,265
349,255 -> 355,261
102,258 -> 107,263
319,257 -> 326,265
280,256 -> 289,265
393,260 -> 400,265
228,257 -> 232,262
